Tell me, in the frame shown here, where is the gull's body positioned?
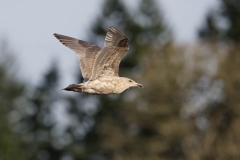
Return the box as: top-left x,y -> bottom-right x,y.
54,26 -> 143,94
67,77 -> 137,94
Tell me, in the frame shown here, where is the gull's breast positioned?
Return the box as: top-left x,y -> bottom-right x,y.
84,77 -> 120,94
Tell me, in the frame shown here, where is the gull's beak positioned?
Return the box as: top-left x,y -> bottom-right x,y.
137,83 -> 144,88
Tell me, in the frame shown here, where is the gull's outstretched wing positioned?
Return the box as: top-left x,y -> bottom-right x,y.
53,33 -> 101,82
89,26 -> 129,81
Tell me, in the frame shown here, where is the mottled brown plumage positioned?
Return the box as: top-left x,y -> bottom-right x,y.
54,26 -> 143,94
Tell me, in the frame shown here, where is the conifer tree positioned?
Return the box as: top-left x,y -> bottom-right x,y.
199,0 -> 240,42
75,0 -> 189,159
16,64 -> 65,160
189,0 -> 240,159
0,40 -> 27,160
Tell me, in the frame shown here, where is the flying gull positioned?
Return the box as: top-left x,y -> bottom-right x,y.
53,26 -> 143,94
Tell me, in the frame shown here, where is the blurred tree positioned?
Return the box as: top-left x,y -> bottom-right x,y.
188,0 -> 240,159
199,0 -> 240,42
72,0 -> 191,160
15,60 -> 94,160
5,0 -> 239,160
14,1 -> 236,160
181,44 -> 240,160
212,47 -> 240,159
15,63 -> 66,160
89,0 -> 169,70
0,40 -> 27,160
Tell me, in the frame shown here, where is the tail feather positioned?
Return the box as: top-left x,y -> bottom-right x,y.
62,84 -> 83,92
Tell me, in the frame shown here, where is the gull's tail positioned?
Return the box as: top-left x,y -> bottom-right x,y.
60,84 -> 84,92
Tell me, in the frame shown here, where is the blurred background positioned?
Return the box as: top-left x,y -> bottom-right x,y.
0,0 -> 240,160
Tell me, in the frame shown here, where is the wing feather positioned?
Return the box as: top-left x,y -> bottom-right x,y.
53,33 -> 101,81
89,26 -> 129,80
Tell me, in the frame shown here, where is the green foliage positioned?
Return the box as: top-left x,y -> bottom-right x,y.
89,0 -> 169,70
3,0 -> 240,160
199,0 -> 240,42
178,43 -> 240,160
0,40 -> 27,160
15,63 -> 79,160
79,0 -> 189,159
84,45 -> 191,160
193,0 -> 240,159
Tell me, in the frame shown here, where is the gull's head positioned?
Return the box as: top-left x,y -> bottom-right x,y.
123,78 -> 143,89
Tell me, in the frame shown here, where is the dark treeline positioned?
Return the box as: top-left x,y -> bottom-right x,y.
0,0 -> 240,160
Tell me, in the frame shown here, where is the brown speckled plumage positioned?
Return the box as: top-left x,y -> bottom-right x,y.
54,26 -> 143,94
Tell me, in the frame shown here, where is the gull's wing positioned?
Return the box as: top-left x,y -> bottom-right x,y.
53,33 -> 101,82
89,26 -> 129,80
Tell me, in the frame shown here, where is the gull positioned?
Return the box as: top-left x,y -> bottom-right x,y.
53,26 -> 143,94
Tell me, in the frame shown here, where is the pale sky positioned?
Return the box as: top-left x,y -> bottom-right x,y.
0,0 -> 219,87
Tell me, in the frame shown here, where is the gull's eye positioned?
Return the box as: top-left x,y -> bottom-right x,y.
129,80 -> 133,82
